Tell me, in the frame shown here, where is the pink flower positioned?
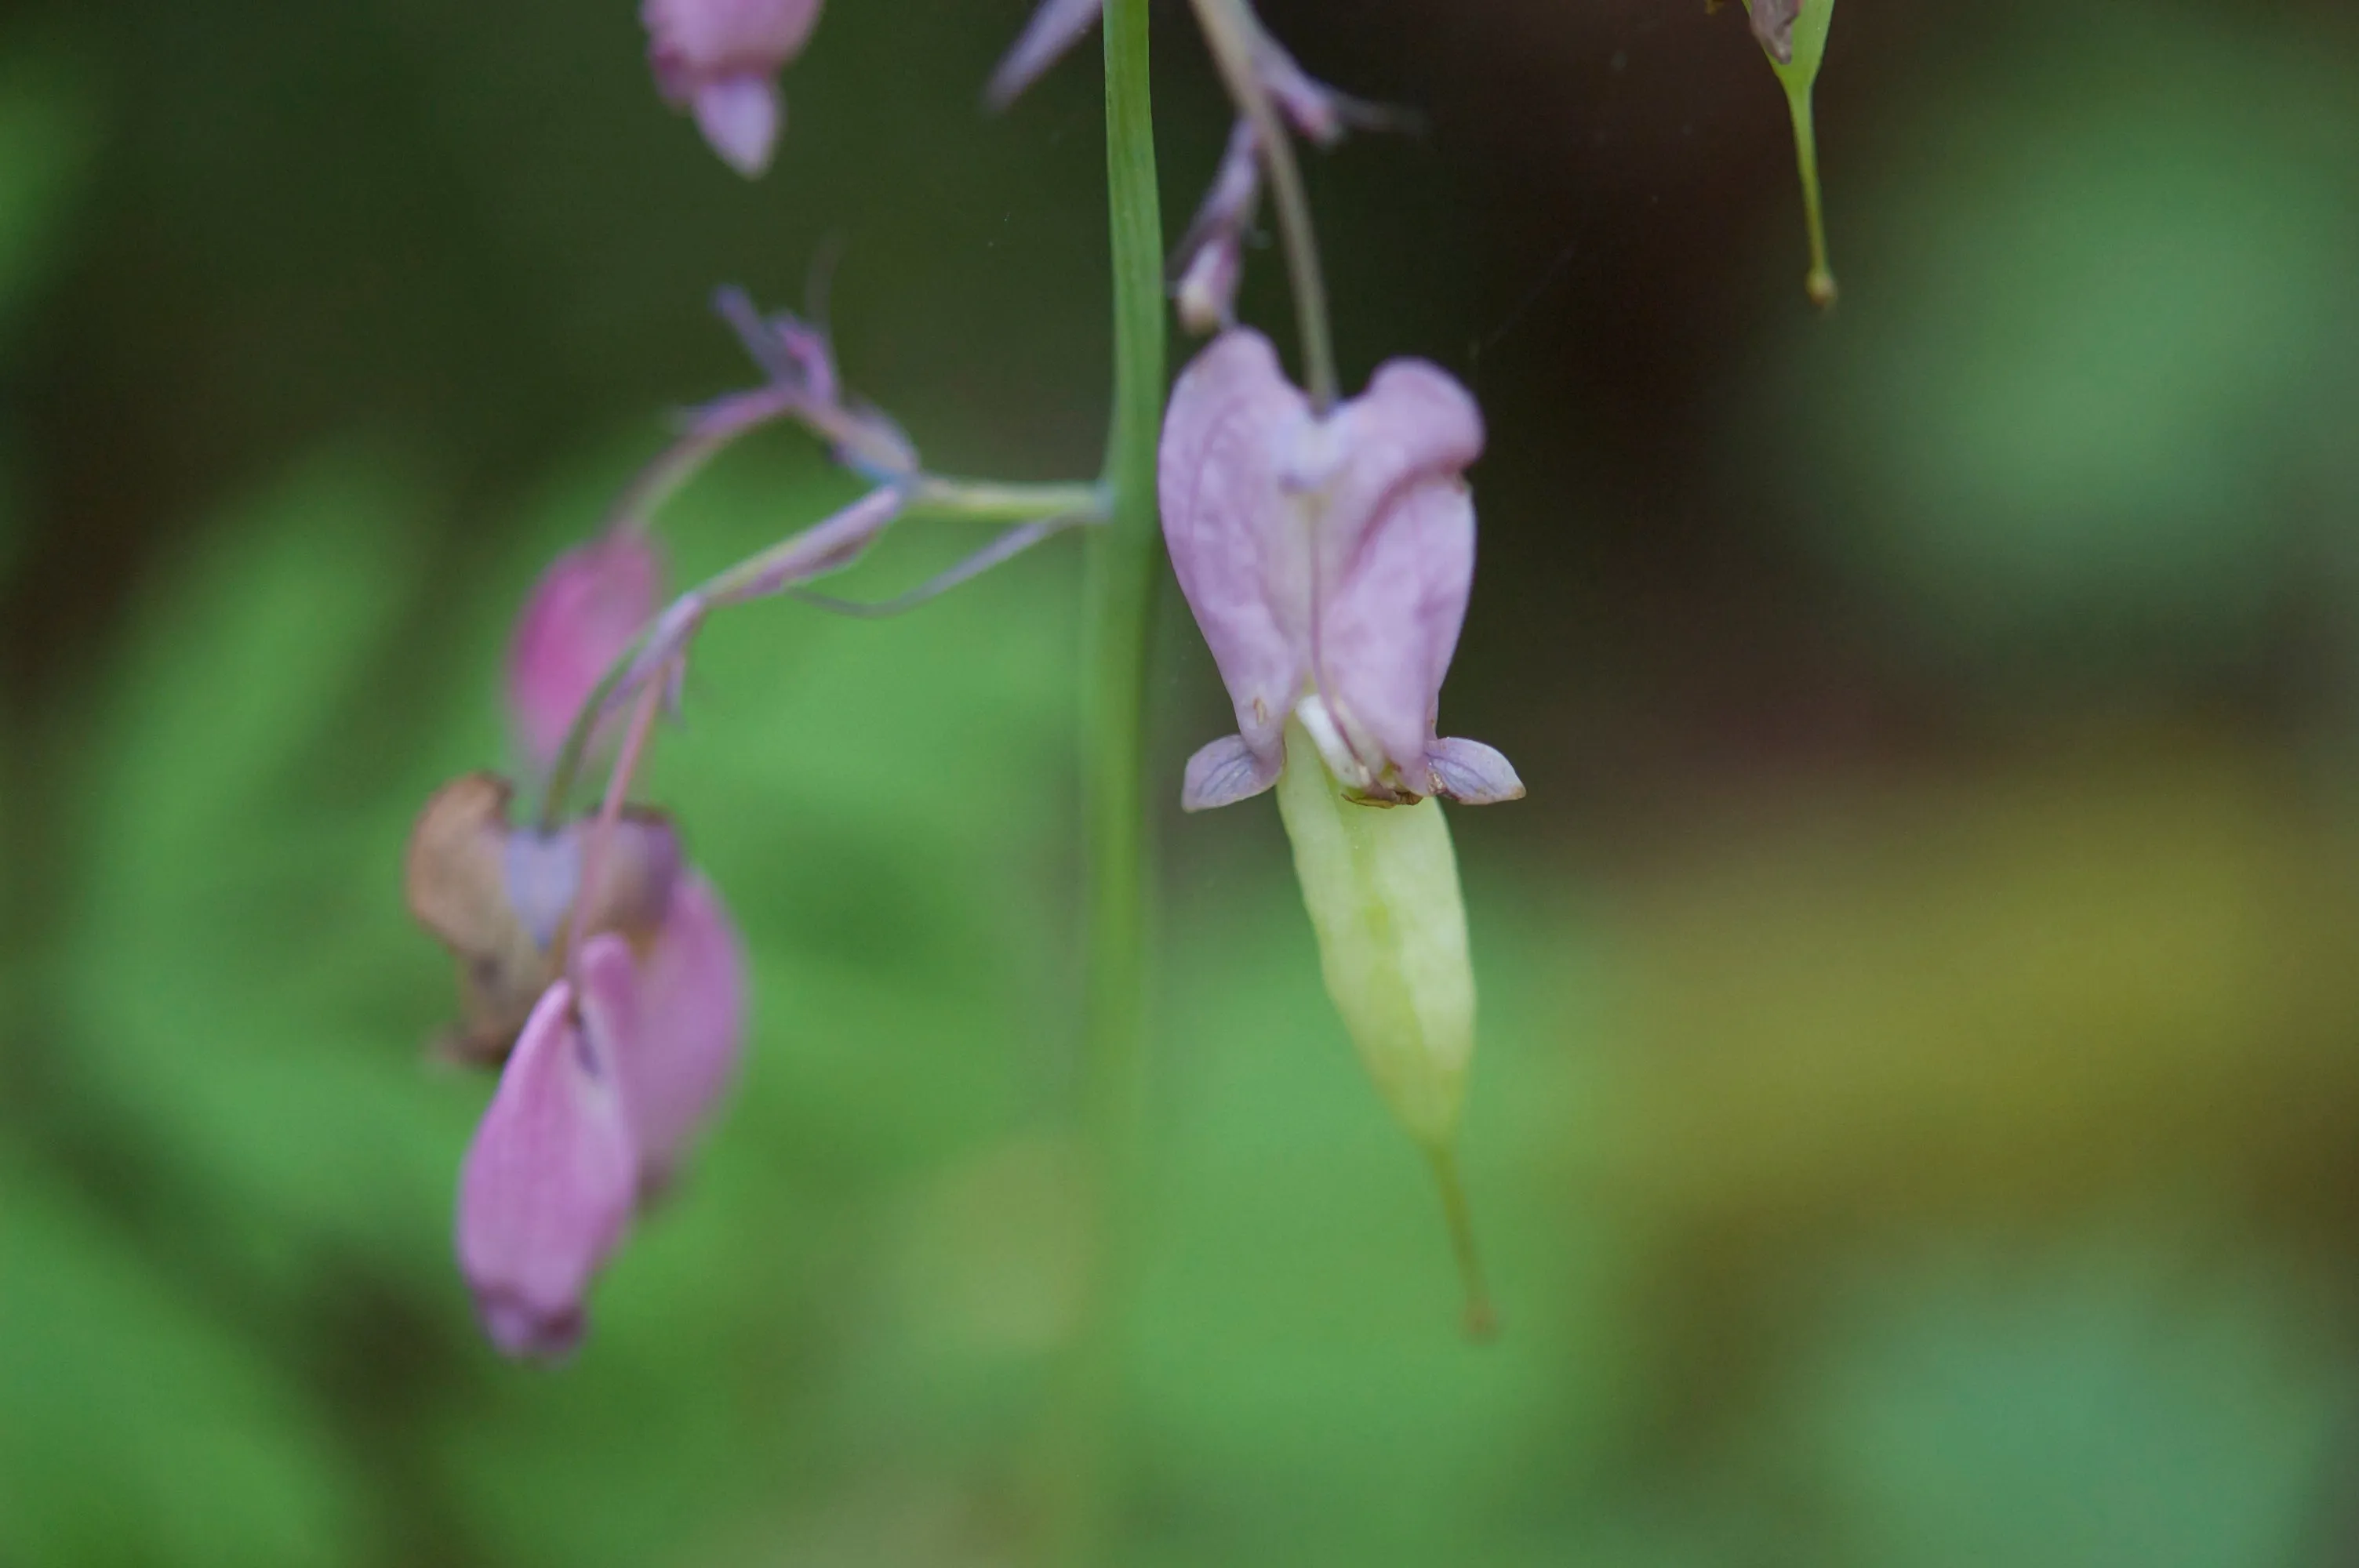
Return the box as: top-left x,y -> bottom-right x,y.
506,534 -> 662,776
416,524 -> 754,1358
436,823 -> 750,1359
643,0 -> 824,176
1158,328 -> 1522,810
456,944 -> 639,1359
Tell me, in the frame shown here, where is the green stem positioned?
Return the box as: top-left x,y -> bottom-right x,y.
907,477 -> 1108,524
1046,0 -> 1165,1557
1783,78 -> 1838,310
1426,1146 -> 1498,1341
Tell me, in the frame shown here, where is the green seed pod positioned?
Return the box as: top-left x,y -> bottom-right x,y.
1743,0 -> 1840,308
1275,719 -> 1496,1335
1275,720 -> 1474,1149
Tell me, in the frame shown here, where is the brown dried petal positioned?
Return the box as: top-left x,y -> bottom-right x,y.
405,772 -> 682,1063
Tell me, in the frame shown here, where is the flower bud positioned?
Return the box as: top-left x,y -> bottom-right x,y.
507,533 -> 662,776
454,942 -> 642,1359
1175,234 -> 1245,336
642,0 -> 823,176
1170,120 -> 1260,336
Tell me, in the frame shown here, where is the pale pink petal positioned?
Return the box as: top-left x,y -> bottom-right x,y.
1182,732 -> 1281,811
1291,358 -> 1485,604
623,873 -> 747,1191
644,0 -> 822,89
1315,475 -> 1475,783
507,534 -> 662,775
1159,329 -> 1315,773
455,952 -> 641,1360
692,74 -> 783,177
1425,737 -> 1525,805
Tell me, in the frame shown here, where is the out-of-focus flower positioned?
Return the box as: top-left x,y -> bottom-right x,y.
990,0 -> 1390,142
507,533 -> 662,775
456,943 -> 640,1359
643,0 -> 823,176
987,0 -> 1103,110
416,524 -> 752,1358
405,772 -> 680,1063
711,287 -> 920,481
1158,328 -> 1522,811
420,786 -> 751,1356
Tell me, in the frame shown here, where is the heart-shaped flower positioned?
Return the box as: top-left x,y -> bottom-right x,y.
1159,328 -> 1522,811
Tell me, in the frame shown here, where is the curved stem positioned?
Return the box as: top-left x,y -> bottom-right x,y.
1045,0 -> 1165,1558
1190,0 -> 1339,410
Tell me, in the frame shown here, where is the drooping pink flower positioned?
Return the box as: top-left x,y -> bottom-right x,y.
507,533 -> 662,775
1158,328 -> 1523,810
417,525 -> 753,1359
430,805 -> 751,1358
455,942 -> 641,1359
643,0 -> 824,176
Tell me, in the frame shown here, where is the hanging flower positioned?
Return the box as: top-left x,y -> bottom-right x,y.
1158,328 -> 1520,1166
643,0 -> 824,176
455,942 -> 640,1359
507,532 -> 663,775
410,523 -> 751,1358
1159,328 -> 1522,813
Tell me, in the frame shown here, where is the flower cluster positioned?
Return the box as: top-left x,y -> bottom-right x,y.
408,539 -> 746,1358
415,0 -> 1844,1360
1160,326 -> 1521,1170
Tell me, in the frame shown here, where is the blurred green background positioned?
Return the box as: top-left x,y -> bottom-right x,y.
7,0 -> 2359,1563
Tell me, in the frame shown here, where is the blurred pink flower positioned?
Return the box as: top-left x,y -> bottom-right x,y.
643,0 -> 824,176
449,853 -> 749,1359
456,943 -> 639,1359
506,533 -> 662,776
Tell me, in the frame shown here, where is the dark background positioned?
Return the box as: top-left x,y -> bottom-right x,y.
6,2 -> 2359,1564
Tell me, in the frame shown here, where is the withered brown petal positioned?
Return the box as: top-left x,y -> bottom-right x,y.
407,773 -> 531,962
407,773 -> 687,1065
1746,0 -> 1801,64
407,773 -> 551,1062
